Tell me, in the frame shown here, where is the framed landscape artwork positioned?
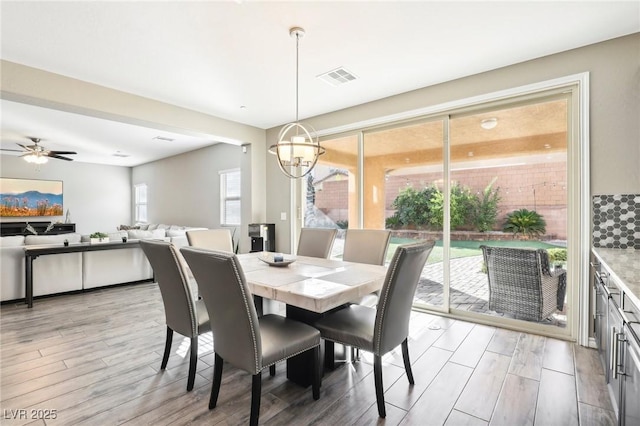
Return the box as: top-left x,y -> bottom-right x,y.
0,178 -> 64,217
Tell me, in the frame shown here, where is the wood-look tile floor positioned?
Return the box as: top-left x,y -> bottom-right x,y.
0,283 -> 616,425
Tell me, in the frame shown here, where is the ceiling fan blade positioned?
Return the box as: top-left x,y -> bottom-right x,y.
17,143 -> 35,151
48,154 -> 74,161
0,148 -> 24,152
49,150 -> 77,155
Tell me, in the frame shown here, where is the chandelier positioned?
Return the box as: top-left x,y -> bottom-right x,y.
269,27 -> 325,179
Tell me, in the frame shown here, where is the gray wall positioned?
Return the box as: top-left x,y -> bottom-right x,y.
265,33 -> 640,253
131,143 -> 249,250
0,155 -> 131,235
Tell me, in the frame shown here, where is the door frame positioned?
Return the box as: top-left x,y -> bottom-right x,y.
296,73 -> 590,344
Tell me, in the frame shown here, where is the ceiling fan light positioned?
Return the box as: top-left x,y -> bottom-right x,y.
23,153 -> 48,164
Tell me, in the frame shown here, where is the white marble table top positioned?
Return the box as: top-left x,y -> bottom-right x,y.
237,252 -> 388,313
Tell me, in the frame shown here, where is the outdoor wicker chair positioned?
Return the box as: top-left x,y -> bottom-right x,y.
480,245 -> 566,322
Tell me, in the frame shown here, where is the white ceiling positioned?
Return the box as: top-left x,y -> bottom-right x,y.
1,1 -> 638,166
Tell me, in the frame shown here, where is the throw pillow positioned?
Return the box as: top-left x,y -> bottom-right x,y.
0,235 -> 25,247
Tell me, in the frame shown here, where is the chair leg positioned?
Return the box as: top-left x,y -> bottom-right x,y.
374,355 -> 386,418
269,364 -> 276,377
209,353 -> 223,409
187,336 -> 198,391
250,372 -> 262,426
401,338 -> 414,385
161,327 -> 173,370
312,346 -> 321,400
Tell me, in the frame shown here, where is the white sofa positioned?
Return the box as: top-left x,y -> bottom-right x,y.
0,224 -> 206,303
1,233 -> 83,302
80,231 -> 156,290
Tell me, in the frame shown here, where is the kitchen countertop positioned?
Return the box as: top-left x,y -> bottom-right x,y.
592,247 -> 640,309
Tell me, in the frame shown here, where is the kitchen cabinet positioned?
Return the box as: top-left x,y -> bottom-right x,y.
592,248 -> 640,426
621,320 -> 640,425
593,267 -> 613,379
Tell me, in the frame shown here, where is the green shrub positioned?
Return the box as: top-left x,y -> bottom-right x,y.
428,183 -> 475,230
385,215 -> 400,229
503,209 -> 547,238
389,185 -> 438,228
470,178 -> 501,232
388,180 -> 501,232
335,220 -> 349,229
547,248 -> 567,263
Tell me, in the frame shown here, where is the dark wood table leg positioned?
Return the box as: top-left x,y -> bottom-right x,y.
285,304 -> 349,386
285,305 -> 321,387
25,254 -> 34,308
253,295 -> 263,317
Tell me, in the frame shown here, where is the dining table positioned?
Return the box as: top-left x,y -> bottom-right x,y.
236,251 -> 388,386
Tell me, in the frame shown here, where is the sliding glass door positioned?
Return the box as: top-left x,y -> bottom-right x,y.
447,96 -> 569,332
362,119 -> 447,312
299,88 -> 575,338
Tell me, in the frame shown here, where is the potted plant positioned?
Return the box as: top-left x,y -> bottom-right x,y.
90,232 -> 110,244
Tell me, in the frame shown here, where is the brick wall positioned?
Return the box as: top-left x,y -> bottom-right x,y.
314,162 -> 567,239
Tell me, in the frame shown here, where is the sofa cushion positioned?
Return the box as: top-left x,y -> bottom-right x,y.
127,229 -> 166,239
1,235 -> 25,247
25,233 -> 82,245
109,231 -> 128,241
166,228 -> 187,237
83,247 -> 153,289
118,224 -> 140,231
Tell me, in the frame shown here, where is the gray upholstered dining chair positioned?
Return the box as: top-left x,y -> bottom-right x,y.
314,240 -> 435,418
480,245 -> 567,322
296,227 -> 338,258
342,229 -> 392,267
186,229 -> 234,252
343,229 -> 393,360
180,247 -> 321,426
343,229 -> 392,305
139,239 -> 210,392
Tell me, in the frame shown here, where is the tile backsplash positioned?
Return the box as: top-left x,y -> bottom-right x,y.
592,194 -> 639,249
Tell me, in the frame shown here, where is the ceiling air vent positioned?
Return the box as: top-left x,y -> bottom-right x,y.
317,67 -> 358,87
112,152 -> 131,158
152,136 -> 175,142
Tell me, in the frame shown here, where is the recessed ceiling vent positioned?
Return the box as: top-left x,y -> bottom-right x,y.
112,152 -> 131,158
152,136 -> 175,142
317,67 -> 358,87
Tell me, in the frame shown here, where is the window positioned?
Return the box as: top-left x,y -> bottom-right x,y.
134,183 -> 147,222
220,169 -> 241,225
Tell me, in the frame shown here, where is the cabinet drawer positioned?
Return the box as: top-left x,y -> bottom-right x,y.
623,293 -> 639,318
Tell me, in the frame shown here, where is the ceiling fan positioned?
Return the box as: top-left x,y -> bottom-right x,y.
1,137 -> 77,163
